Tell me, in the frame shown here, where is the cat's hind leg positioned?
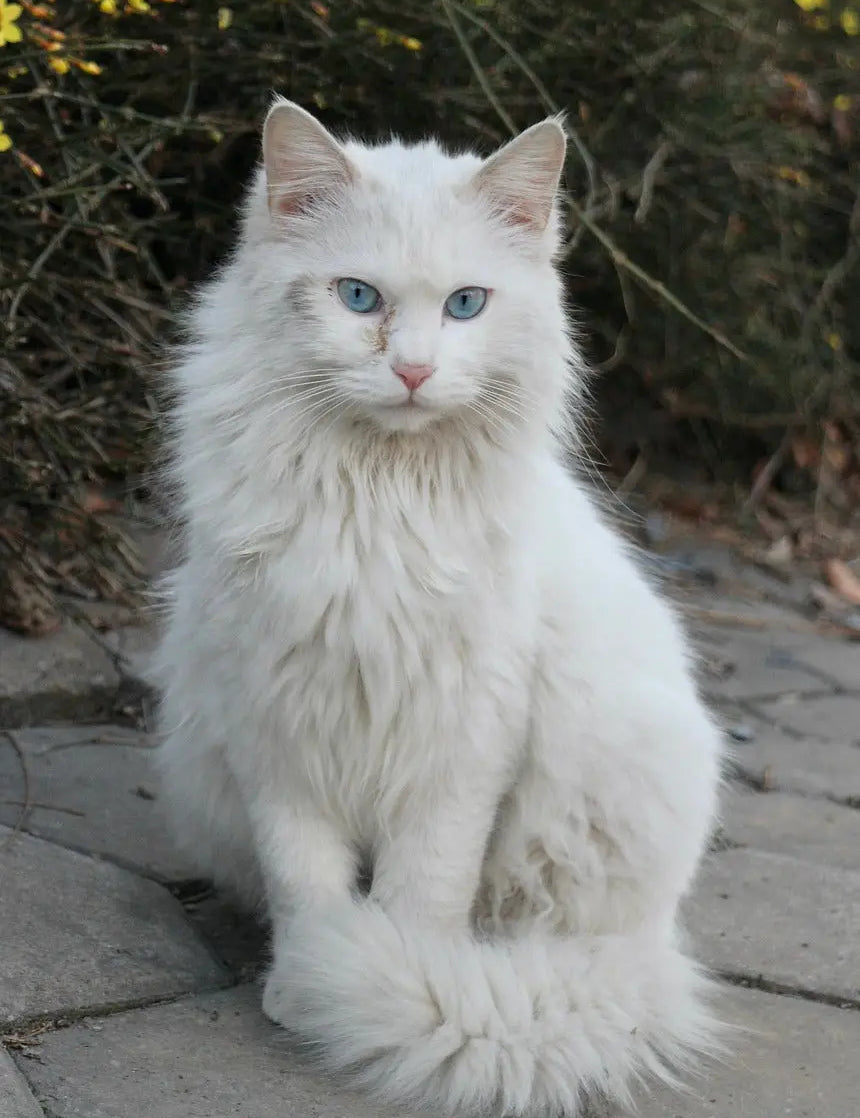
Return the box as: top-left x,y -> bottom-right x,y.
158,727 -> 265,909
477,672 -> 721,939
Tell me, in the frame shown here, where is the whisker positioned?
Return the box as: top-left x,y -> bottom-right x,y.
308,396 -> 354,443
251,386 -> 342,424
466,399 -> 516,444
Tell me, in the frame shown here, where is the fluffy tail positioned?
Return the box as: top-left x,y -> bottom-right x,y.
263,901 -> 719,1116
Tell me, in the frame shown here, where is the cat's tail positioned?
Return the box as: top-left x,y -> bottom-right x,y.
263,900 -> 720,1116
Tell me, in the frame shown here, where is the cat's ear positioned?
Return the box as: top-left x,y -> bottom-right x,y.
473,118 -> 566,232
262,98 -> 354,217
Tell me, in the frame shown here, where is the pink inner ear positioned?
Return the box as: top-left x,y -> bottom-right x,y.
505,203 -> 540,229
267,156 -> 321,217
486,192 -> 549,232
263,103 -> 355,220
270,186 -> 317,217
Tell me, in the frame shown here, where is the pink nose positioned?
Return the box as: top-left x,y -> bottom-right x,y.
394,363 -> 433,392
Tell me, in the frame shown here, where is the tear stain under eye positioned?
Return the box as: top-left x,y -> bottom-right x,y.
365,305 -> 395,356
286,276 -> 314,316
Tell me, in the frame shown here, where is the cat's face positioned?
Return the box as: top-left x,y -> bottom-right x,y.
249,101 -> 570,437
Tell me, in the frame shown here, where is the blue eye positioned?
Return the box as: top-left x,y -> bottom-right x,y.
337,278 -> 382,314
444,287 -> 488,321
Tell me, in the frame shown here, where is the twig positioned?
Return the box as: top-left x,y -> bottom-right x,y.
0,800 -> 86,818
597,323 -> 631,372
616,451 -> 648,496
741,428 -> 793,515
567,198 -> 755,366
441,0 -> 757,371
447,0 -> 599,220
683,605 -> 857,640
440,0 -> 517,135
634,141 -> 672,225
1,731 -> 32,849
801,188 -> 860,350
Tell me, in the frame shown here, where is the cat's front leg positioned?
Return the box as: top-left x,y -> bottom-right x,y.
369,774 -> 506,931
254,797 -> 358,1024
248,796 -> 357,925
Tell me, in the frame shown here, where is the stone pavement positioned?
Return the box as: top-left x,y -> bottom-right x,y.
1,545 -> 859,1117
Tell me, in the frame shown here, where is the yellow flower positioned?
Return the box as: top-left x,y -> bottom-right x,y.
793,0 -> 828,9
841,7 -> 860,33
776,166 -> 811,188
17,150 -> 43,176
827,332 -> 843,351
127,0 -> 151,11
74,58 -> 102,74
0,2 -> 23,46
834,94 -> 852,110
0,120 -> 12,152
217,6 -> 232,29
49,56 -> 69,74
99,0 -> 118,13
400,36 -> 422,51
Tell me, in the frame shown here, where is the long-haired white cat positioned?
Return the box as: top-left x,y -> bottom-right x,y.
153,97 -> 723,1116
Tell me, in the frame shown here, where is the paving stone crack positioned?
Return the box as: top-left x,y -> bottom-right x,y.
716,970 -> 860,1012
2,986 -> 237,1043
0,822 -> 183,885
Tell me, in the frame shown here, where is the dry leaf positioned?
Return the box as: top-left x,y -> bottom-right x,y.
761,535 -> 794,569
822,442 -> 851,475
81,487 -> 122,515
753,508 -> 785,541
0,566 -> 61,637
823,557 -> 860,606
791,434 -> 820,471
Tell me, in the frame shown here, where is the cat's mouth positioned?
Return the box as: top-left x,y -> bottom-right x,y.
386,393 -> 431,411
371,394 -> 443,432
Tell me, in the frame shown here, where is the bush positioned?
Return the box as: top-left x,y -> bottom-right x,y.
1,0 -> 858,629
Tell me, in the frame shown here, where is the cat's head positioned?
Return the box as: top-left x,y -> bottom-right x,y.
236,98 -> 574,439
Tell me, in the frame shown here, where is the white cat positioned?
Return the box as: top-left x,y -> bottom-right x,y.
152,97 -> 723,1116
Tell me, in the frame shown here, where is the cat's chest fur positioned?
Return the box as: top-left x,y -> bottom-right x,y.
236,459 -> 536,822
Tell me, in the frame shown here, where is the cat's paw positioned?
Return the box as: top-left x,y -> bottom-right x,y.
261,967 -> 292,1026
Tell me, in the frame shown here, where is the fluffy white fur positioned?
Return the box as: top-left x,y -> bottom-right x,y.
152,97 -> 723,1117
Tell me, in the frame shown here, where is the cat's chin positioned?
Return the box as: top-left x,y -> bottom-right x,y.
365,401 -> 447,435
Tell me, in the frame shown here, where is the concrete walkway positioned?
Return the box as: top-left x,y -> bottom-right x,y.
1,544 -> 859,1117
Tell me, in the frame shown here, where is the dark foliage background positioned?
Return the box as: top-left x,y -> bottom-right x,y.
1,0 -> 858,631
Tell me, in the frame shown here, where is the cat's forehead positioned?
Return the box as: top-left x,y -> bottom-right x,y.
343,137 -> 482,190
319,139 -> 505,285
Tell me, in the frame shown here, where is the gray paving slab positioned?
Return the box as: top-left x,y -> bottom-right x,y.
682,592 -> 807,631
751,691 -> 860,744
101,623 -> 157,689
723,717 -> 860,801
14,984 -> 393,1118
637,985 -> 860,1118
0,827 -> 228,1026
3,546 -> 860,1116
0,725 -> 192,881
791,635 -> 860,692
0,1047 -> 45,1118
696,627 -> 833,701
16,981 -> 860,1118
684,848 -> 860,1002
720,786 -> 860,870
0,625 -> 121,727
178,888 -> 268,982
